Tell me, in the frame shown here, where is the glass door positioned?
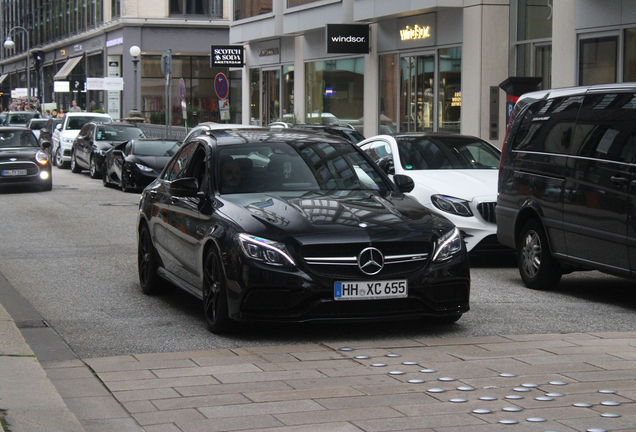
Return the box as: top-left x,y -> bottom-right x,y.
261,69 -> 280,125
400,54 -> 435,132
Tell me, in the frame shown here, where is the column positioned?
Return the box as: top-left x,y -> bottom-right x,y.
551,0 -> 577,88
294,36 -> 306,122
363,23 -> 379,138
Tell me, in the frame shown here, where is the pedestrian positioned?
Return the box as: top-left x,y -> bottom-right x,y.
57,108 -> 65,118
44,110 -> 52,119
69,100 -> 81,112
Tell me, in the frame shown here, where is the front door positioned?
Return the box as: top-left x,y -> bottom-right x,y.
262,69 -> 280,126
400,54 -> 435,132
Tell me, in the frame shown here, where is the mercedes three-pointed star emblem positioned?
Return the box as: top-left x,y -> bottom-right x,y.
357,247 -> 384,276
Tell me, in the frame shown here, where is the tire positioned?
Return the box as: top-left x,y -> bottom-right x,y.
54,147 -> 67,169
518,219 -> 562,290
137,224 -> 165,295
89,156 -> 101,179
102,171 -> 109,187
202,249 -> 231,333
121,175 -> 130,192
70,151 -> 82,173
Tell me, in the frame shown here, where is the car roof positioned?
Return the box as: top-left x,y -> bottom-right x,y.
0,127 -> 31,131
205,128 -> 351,146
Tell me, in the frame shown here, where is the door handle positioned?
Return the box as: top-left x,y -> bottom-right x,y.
610,175 -> 629,186
149,190 -> 158,198
170,197 -> 180,204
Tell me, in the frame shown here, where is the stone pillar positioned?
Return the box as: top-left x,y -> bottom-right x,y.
363,23 -> 379,138
551,0 -> 577,88
294,36 -> 306,123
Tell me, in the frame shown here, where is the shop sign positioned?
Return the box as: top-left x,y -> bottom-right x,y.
326,24 -> 369,54
399,25 -> 431,41
259,48 -> 279,57
211,45 -> 244,67
54,81 -> 70,93
106,37 -> 123,47
86,77 -> 124,91
74,44 -> 83,52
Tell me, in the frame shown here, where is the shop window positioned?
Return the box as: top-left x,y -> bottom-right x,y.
170,0 -> 222,16
515,0 -> 552,91
517,0 -> 552,41
579,36 -> 617,86
625,28 -> 636,82
305,58 -> 364,130
288,0 -> 322,7
379,54 -> 398,134
234,0 -> 273,21
282,65 -> 295,121
250,68 -> 261,125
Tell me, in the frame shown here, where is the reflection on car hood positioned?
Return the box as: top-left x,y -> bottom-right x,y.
0,147 -> 39,161
127,155 -> 172,171
405,169 -> 499,202
219,190 -> 452,241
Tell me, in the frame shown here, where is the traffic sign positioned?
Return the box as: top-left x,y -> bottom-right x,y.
214,72 -> 229,99
179,78 -> 186,101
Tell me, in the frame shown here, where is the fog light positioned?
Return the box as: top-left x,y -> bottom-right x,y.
40,171 -> 49,180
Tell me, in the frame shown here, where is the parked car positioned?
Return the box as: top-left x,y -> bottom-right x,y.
358,133 -> 502,253
137,129 -> 470,333
71,122 -> 146,179
497,83 -> 636,289
1,111 -> 41,126
183,122 -> 261,142
38,118 -> 63,159
0,127 -> 52,191
26,118 -> 48,140
103,138 -> 180,191
51,112 -> 112,169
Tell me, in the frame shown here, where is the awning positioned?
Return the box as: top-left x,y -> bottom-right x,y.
53,56 -> 83,81
0,74 -> 8,84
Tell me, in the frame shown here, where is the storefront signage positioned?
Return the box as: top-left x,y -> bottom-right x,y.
326,24 -> 369,54
74,44 -> 83,52
451,91 -> 461,107
211,45 -> 244,67
86,77 -> 124,91
54,81 -> 70,93
259,48 -> 279,57
399,25 -> 431,41
106,37 -> 123,47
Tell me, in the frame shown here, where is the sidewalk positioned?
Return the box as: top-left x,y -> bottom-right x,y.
3,298 -> 636,432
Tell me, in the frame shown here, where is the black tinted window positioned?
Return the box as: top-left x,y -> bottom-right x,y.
162,142 -> 197,181
511,96 -> 583,154
570,93 -> 636,163
0,130 -> 39,147
397,137 -> 500,170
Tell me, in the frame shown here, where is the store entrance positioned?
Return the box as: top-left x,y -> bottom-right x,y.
261,69 -> 280,125
399,54 -> 435,132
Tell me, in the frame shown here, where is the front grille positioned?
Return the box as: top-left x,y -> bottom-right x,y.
307,297 -> 426,317
301,242 -> 430,279
0,161 -> 39,176
477,202 -> 497,223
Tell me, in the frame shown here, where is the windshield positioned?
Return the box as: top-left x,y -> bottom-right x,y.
218,141 -> 389,194
7,113 -> 38,125
65,116 -> 111,130
97,125 -> 146,141
397,137 -> 501,170
133,141 -> 180,157
29,120 -> 47,130
0,130 -> 39,148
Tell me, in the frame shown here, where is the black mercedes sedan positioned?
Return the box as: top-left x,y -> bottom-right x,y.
71,122 -> 146,179
137,129 -> 470,333
0,127 -> 52,191
103,138 -> 180,191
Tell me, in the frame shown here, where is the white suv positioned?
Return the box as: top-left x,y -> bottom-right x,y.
52,112 -> 113,168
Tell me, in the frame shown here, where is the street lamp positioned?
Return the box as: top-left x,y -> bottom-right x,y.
4,26 -> 30,110
128,45 -> 141,119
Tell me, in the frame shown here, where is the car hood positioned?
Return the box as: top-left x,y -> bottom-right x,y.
217,190 -> 454,243
0,147 -> 39,161
127,155 -> 172,171
402,169 -> 499,203
61,130 -> 81,139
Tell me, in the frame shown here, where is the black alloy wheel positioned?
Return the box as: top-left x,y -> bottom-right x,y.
89,156 -> 101,179
137,224 -> 165,295
70,151 -> 81,173
518,219 -> 562,290
202,250 -> 231,333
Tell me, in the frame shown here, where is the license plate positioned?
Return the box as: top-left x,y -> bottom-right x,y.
334,280 -> 407,301
1,169 -> 27,176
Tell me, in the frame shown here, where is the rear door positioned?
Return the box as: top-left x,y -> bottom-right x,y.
565,92 -> 636,273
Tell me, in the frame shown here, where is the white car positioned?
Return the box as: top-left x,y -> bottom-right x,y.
358,133 -> 503,253
52,112 -> 113,168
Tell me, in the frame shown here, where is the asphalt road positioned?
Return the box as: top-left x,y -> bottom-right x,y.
1,167 -> 635,359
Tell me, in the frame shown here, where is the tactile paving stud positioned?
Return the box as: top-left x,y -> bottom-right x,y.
479,396 -> 497,401
549,381 -> 567,386
599,389 -> 617,394
546,392 -> 564,397
419,369 -> 436,373
587,429 -> 608,432
522,383 -> 539,388
388,371 -> 405,375
573,402 -> 593,408
601,401 -> 620,406
499,420 -> 519,425
386,353 -> 401,358
600,413 -> 621,418
472,409 -> 492,414
449,398 -> 468,403
402,361 -> 418,365
438,377 -> 456,382
503,406 -> 523,412
535,396 -> 554,401
505,395 -> 524,400
354,355 -> 370,359
371,363 -> 387,367
339,347 -> 354,351
513,387 -> 531,392
457,386 -> 475,391
500,373 -> 517,378
526,417 -> 547,422
408,379 -> 425,384
428,388 -> 445,393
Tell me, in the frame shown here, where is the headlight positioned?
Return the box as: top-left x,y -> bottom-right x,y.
431,195 -> 473,217
135,163 -> 154,172
237,234 -> 295,267
432,227 -> 463,262
35,150 -> 49,165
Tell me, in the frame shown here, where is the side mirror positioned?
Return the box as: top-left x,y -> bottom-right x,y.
168,177 -> 199,198
41,141 -> 51,149
55,124 -> 62,131
40,127 -> 47,134
112,150 -> 124,157
377,157 -> 395,175
393,174 -> 415,193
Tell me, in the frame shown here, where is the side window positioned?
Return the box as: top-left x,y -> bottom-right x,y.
511,96 -> 583,154
79,124 -> 91,138
571,93 -> 636,163
124,142 -> 133,156
185,145 -> 208,190
360,141 -> 392,163
162,142 -> 197,181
